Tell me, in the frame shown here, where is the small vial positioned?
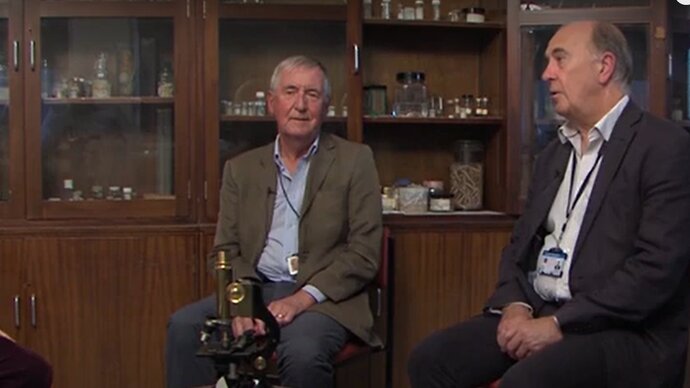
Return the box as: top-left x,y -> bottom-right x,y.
62,179 -> 74,200
255,91 -> 266,116
414,0 -> 424,20
397,2 -> 404,19
327,105 -> 336,117
247,101 -> 256,116
474,96 -> 482,116
432,0 -> 441,21
123,187 -> 133,200
381,0 -> 391,19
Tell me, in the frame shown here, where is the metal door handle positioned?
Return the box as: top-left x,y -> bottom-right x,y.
12,40 -> 19,71
30,294 -> 36,328
353,44 -> 360,75
13,295 -> 20,328
29,40 -> 35,70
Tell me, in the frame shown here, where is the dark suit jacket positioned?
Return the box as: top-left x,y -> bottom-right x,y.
486,102 -> 690,385
211,133 -> 383,347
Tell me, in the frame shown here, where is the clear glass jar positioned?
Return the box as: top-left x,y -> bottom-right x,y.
392,71 -> 429,118
449,140 -> 483,210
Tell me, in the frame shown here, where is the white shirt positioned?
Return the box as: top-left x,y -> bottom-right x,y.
530,95 -> 629,302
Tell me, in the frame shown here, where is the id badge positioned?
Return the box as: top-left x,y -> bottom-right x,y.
287,254 -> 299,276
537,247 -> 567,278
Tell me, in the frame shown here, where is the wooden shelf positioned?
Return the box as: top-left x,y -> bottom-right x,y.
364,116 -> 502,125
364,19 -> 504,30
219,3 -> 346,21
42,97 -> 174,105
383,211 -> 514,230
220,115 -> 347,123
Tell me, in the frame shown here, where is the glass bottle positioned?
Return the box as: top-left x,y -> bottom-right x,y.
432,0 -> 441,21
40,59 -> 52,99
392,71 -> 429,117
117,47 -> 135,96
381,0 -> 391,19
414,0 -> 424,19
92,52 -> 111,98
449,140 -> 484,210
255,91 -> 266,116
157,64 -> 174,97
363,0 -> 373,19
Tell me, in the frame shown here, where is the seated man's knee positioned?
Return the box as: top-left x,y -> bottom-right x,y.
278,336 -> 329,371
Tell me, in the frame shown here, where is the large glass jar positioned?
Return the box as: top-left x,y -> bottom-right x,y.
449,140 -> 484,210
392,71 -> 428,117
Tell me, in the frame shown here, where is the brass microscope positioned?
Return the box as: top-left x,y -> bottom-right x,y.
197,251 -> 281,388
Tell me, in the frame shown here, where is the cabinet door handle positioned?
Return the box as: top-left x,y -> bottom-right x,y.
13,295 -> 20,328
12,40 -> 19,71
29,40 -> 35,71
353,44 -> 360,75
30,294 -> 37,328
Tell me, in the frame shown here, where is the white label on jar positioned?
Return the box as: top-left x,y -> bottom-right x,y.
429,198 -> 452,212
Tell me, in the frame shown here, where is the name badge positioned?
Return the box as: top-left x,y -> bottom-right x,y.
537,247 -> 567,278
287,255 -> 299,276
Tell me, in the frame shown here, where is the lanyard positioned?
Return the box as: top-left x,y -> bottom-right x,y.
278,169 -> 301,219
556,148 -> 603,247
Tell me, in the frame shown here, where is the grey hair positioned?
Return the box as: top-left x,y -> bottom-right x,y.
590,22 -> 633,92
269,55 -> 331,103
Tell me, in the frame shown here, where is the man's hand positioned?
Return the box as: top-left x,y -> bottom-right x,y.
497,303 -> 533,354
267,290 -> 316,326
231,317 -> 266,338
0,328 -> 14,342
504,316 -> 563,360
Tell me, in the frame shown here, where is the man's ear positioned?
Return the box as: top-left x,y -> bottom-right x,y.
597,51 -> 617,85
267,91 -> 275,115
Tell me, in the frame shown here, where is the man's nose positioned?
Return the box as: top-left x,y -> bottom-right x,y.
294,91 -> 308,110
541,61 -> 554,81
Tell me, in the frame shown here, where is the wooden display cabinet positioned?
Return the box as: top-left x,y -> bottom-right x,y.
21,0 -> 192,220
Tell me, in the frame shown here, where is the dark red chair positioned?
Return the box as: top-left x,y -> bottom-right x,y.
332,227 -> 393,387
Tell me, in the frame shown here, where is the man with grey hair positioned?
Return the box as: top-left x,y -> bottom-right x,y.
408,21 -> 690,388
166,55 -> 382,388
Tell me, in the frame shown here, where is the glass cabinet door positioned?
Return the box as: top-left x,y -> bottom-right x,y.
517,24 -> 650,202
24,1 -> 189,219
0,0 -> 23,219
204,0 -> 348,220
670,0 -> 689,129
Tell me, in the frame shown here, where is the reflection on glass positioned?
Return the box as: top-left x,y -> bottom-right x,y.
40,18 -> 175,201
0,18 -> 8,202
518,24 -> 649,200
217,19 -> 346,172
521,0 -> 648,10
671,9 -> 689,125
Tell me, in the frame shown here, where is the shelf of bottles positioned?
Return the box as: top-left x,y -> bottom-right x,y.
39,17 -> 175,203
518,24 -> 649,201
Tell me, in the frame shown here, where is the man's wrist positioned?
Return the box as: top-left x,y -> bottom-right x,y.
551,315 -> 561,330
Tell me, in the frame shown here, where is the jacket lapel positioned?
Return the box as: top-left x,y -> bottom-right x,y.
572,102 -> 642,258
254,143 -> 277,264
300,133 -> 335,218
523,141 -> 572,243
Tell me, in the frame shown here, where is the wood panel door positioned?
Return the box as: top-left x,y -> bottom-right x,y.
390,228 -> 512,388
0,238 -> 24,341
22,234 -> 199,388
